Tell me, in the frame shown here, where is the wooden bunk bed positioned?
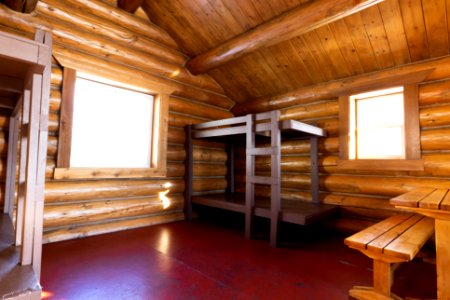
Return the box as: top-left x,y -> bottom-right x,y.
185,110 -> 338,246
0,29 -> 52,299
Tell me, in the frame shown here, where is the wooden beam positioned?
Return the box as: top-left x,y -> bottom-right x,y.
117,0 -> 143,13
2,0 -> 38,13
186,0 -> 384,75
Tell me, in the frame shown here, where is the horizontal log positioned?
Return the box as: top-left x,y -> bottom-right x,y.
51,45 -> 234,109
233,55 -> 450,115
421,128 -> 450,150
38,0 -> 187,66
49,113 -> 59,133
419,79 -> 450,106
49,88 -> 61,112
167,127 -> 185,145
193,147 -> 227,162
321,174 -> 450,197
57,0 -> 179,50
167,127 -> 227,149
321,193 -> 393,211
26,14 -> 220,94
280,137 -> 339,154
192,178 -> 227,192
280,100 -> 339,121
169,97 -> 233,120
168,112 -> 208,128
45,179 -> 184,203
44,194 -> 184,227
0,6 -> 233,109
43,211 -> 185,243
166,162 -> 184,178
167,144 -> 185,161
51,65 -> 62,86
193,163 -> 227,177
47,135 -> 57,157
420,105 -> 450,128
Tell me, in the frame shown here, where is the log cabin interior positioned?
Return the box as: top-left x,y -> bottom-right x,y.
0,0 -> 449,299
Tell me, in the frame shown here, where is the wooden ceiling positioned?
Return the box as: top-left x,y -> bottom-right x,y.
140,0 -> 449,104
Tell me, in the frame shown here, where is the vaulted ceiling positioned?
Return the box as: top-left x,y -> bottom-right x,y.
140,0 -> 449,104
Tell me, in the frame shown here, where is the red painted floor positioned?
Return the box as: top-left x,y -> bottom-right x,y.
41,217 -> 436,300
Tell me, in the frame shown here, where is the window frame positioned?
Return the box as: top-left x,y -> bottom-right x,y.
54,68 -> 172,179
338,81 -> 424,171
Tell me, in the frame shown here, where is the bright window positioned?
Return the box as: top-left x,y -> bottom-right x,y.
350,87 -> 405,159
55,68 -> 171,179
338,84 -> 423,171
71,77 -> 154,168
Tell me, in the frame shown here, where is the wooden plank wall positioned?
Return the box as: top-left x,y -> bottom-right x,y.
234,76 -> 450,232
0,0 -> 231,243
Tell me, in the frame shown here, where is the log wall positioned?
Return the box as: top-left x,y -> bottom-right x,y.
0,1 -> 232,243
234,73 -> 450,233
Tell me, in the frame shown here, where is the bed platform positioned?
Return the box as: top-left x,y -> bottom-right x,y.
185,110 -> 338,246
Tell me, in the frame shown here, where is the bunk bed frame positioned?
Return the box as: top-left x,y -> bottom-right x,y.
185,110 -> 338,246
1,29 -> 52,299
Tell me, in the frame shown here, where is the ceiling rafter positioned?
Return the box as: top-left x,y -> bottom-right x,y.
186,0 -> 384,75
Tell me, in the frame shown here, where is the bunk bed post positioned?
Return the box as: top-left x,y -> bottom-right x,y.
4,111 -> 20,219
184,124 -> 193,221
270,110 -> 281,247
245,113 -> 256,239
310,136 -> 319,204
226,143 -> 235,194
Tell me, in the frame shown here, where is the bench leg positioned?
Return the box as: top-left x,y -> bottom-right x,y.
349,260 -> 403,300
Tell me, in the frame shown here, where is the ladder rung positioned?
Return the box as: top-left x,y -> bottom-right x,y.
246,147 -> 278,155
248,176 -> 278,185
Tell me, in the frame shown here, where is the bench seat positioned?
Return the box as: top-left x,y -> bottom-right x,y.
344,213 -> 434,300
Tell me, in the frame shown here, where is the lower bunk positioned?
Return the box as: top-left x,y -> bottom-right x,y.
191,193 -> 338,226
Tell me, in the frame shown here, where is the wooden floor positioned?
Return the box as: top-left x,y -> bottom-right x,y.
0,214 -> 40,299
40,216 -> 437,299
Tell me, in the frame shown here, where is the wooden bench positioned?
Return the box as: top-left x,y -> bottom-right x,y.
344,213 -> 435,300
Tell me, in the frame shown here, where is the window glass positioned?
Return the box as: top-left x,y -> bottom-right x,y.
350,87 -> 404,159
70,77 -> 154,168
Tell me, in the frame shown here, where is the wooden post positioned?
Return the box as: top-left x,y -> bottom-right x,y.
4,112 -> 20,219
435,219 -> 450,300
21,72 -> 42,265
373,260 -> 393,297
310,136 -> 319,204
270,111 -> 281,247
15,90 -> 31,247
32,31 -> 52,279
184,125 -> 193,221
245,114 -> 255,239
226,143 -> 235,194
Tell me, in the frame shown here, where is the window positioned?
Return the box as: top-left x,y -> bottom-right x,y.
55,69 -> 172,179
338,84 -> 423,171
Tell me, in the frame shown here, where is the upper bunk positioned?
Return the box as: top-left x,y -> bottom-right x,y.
189,111 -> 326,142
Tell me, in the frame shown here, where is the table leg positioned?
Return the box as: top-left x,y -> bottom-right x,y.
435,219 -> 450,300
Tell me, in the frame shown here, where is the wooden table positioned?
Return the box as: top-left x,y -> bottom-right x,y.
391,187 -> 450,300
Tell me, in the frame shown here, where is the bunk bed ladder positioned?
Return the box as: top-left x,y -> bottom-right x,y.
246,111 -> 281,247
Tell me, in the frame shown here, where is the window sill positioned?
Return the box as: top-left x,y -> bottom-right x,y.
337,159 -> 424,171
54,167 -> 166,180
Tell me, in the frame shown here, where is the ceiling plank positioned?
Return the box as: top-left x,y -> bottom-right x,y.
186,0 -> 384,75
1,0 -> 38,13
117,0 -> 143,14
